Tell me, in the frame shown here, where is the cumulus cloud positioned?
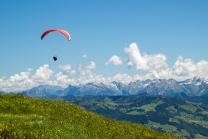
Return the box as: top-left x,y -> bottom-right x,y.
1,42 -> 208,92
124,43 -> 169,79
124,42 -> 208,80
0,65 -> 55,92
78,61 -> 96,75
124,43 -> 147,69
10,71 -> 31,82
106,55 -> 123,65
34,64 -> 53,81
77,61 -> 99,84
144,54 -> 169,78
59,64 -> 76,75
0,61 -> 101,92
55,72 -> 76,86
172,56 -> 208,80
0,70 -> 34,92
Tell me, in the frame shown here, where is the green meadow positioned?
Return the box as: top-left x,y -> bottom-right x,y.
0,94 -> 178,139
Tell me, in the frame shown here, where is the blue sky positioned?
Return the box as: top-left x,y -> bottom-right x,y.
0,0 -> 208,90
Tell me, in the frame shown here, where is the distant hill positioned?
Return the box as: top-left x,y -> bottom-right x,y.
69,95 -> 208,139
0,94 -> 177,139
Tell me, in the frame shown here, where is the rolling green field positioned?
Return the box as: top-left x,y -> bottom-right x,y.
0,94 -> 178,139
69,95 -> 208,139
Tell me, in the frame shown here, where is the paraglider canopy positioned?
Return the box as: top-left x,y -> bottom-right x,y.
41,28 -> 71,41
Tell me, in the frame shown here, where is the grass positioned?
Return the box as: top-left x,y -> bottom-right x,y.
139,101 -> 163,113
70,95 -> 208,138
0,94 -> 178,139
145,121 -> 178,133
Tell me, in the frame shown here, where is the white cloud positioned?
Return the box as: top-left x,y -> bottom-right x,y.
0,61 -> 98,92
10,71 -> 31,82
124,42 -> 208,80
79,61 -> 96,75
144,54 -> 169,79
195,60 -> 208,79
124,43 -> 147,69
172,56 -> 208,80
0,69 -> 34,92
55,72 -> 76,87
106,55 -> 123,65
59,64 -> 76,75
77,61 -> 98,84
1,42 -> 208,92
34,64 -> 53,81
0,65 -> 54,92
124,43 -> 169,79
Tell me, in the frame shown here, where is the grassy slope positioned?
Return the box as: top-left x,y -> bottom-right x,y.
69,95 -> 208,138
0,94 -> 178,139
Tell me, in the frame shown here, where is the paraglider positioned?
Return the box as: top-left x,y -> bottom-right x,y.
41,28 -> 71,61
53,56 -> 57,61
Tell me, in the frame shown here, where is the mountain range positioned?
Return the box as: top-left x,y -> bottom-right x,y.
20,77 -> 208,98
